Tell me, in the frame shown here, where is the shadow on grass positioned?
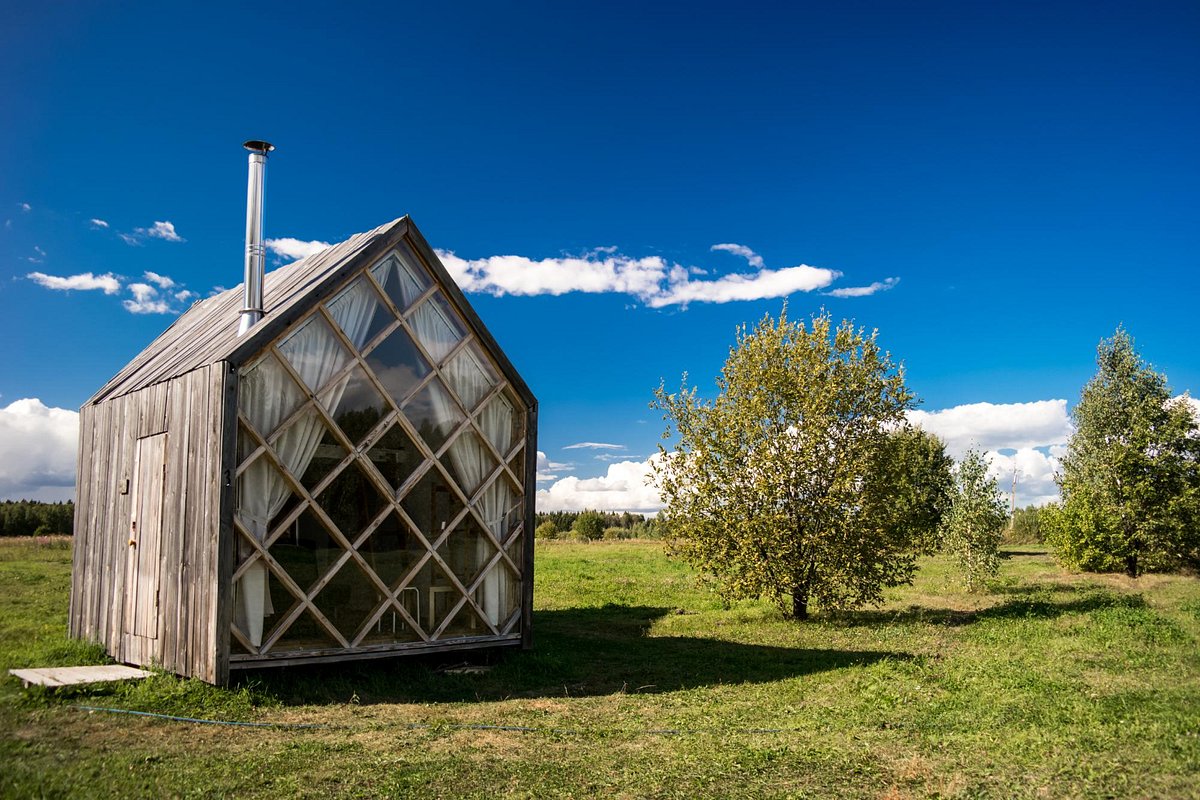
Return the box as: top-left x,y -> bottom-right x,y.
238,604 -> 909,706
826,590 -> 1146,629
999,550 -> 1050,558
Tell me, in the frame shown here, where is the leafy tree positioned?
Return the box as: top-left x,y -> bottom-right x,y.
534,521 -> 559,540
1005,505 -> 1044,544
572,510 -> 605,541
941,449 -> 1008,591
602,526 -> 630,541
652,308 -> 939,620
1047,329 -> 1200,576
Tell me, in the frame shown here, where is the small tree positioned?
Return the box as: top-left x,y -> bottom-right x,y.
1049,328 -> 1200,576
572,510 -> 605,541
941,449 -> 1008,591
653,308 -> 942,620
534,521 -> 559,540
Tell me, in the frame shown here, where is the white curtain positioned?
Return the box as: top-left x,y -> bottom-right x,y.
409,295 -> 461,364
235,282 -> 382,647
372,252 -> 426,311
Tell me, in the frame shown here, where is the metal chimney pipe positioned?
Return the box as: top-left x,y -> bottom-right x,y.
238,140 -> 274,336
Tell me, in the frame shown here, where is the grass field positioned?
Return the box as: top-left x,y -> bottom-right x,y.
1,536 -> 1198,798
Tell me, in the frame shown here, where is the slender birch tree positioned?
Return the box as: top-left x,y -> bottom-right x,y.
941,449 -> 1007,592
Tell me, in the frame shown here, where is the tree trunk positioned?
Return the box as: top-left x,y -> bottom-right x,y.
791,586 -> 809,621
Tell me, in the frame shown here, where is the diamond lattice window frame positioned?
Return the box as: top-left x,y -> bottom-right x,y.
228,231 -> 535,667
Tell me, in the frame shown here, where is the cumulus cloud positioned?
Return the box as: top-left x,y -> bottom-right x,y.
711,243 -> 764,268
174,289 -> 198,303
123,282 -> 173,314
825,277 -> 900,298
27,271 -> 121,295
435,247 -> 843,308
1174,394 -> 1200,423
0,399 -> 78,501
266,237 -> 332,262
536,457 -> 665,513
910,399 -> 1073,507
89,218 -> 109,229
563,441 -> 626,450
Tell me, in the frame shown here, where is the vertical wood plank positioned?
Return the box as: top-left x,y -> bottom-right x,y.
214,363 -> 237,685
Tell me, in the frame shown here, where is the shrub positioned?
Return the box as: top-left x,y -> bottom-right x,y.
602,526 -> 630,541
534,521 -> 559,540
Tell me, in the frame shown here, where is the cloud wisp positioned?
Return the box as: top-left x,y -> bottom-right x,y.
89,218 -> 109,229
434,238 -> 897,308
120,220 -> 185,245
266,237 -> 332,262
563,442 -> 627,451
825,277 -> 900,298
26,271 -> 121,295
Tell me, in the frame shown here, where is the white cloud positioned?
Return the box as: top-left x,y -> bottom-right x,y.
535,450 -> 572,482
143,271 -> 176,289
536,457 -> 665,513
0,399 -> 78,502
648,263 -> 839,308
711,243 -> 764,268
26,246 -> 46,264
138,221 -> 184,242
563,441 -> 626,450
19,202 -> 31,212
174,289 -> 198,303
266,237 -> 332,262
435,248 -> 841,308
824,277 -> 900,298
910,399 -> 1072,507
27,271 -> 121,295
89,218 -> 109,229
123,282 -> 173,314
119,232 -> 141,246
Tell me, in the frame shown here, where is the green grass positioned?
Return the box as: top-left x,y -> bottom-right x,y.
2,537 -> 1199,798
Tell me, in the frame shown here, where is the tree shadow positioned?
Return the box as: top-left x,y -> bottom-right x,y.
999,550 -> 1049,558
241,604 -> 909,706
825,591 -> 1146,629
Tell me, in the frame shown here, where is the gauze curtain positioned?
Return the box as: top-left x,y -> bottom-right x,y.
235,279 -> 383,648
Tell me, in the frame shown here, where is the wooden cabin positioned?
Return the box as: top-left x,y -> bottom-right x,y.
70,217 -> 537,685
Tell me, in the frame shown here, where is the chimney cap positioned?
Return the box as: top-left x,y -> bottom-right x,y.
243,140 -> 275,154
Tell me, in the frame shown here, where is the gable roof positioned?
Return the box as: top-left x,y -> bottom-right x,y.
90,217 -> 535,411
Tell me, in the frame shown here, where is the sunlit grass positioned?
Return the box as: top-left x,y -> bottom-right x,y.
1,537 -> 1198,798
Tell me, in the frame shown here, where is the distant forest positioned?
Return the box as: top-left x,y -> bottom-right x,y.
0,500 -> 74,537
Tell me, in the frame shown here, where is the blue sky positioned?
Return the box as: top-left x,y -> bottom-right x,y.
2,1 -> 1197,509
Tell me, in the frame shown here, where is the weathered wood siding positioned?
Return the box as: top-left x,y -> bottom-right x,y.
70,363 -> 229,682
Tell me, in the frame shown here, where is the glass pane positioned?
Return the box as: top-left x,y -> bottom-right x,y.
322,365 -> 388,446
444,344 -> 498,413
237,422 -> 260,465
440,601 -> 489,639
484,481 -> 522,544
479,392 -> 521,457
277,313 -> 352,396
403,378 -> 464,452
426,561 -> 468,635
444,431 -> 500,498
271,606 -> 343,652
316,461 -> 389,543
367,423 -> 423,495
477,560 -> 521,628
267,508 -> 344,593
401,467 -> 464,543
437,516 -> 495,589
240,353 -> 306,439
408,292 -> 465,365
365,326 -> 430,404
296,424 -> 346,494
372,245 -> 430,312
236,457 -> 300,546
326,274 -> 393,351
360,511 -> 428,589
358,598 -> 423,645
313,559 -> 384,642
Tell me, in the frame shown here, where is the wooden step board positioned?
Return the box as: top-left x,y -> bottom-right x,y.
9,665 -> 152,688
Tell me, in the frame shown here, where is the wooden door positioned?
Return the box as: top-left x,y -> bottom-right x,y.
125,432 -> 167,640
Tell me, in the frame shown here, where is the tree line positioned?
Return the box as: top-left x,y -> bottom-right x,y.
534,510 -> 660,540
0,500 -> 74,537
